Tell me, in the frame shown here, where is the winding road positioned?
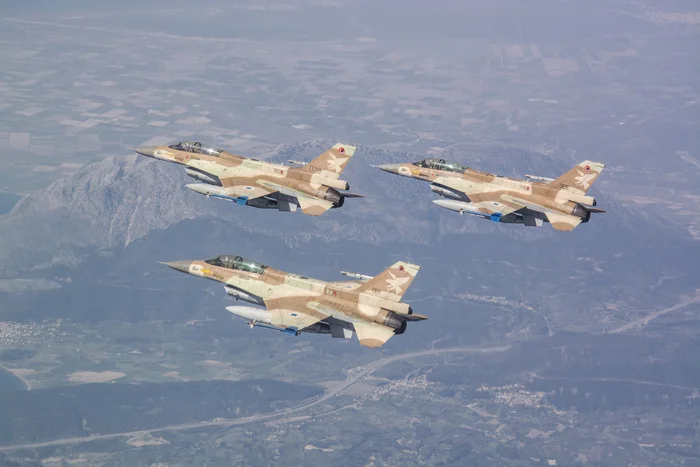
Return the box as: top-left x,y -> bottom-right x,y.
0,344 -> 510,453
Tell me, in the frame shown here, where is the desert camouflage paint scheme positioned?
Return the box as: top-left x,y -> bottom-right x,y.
163,256 -> 426,348
375,159 -> 606,231
132,141 -> 360,216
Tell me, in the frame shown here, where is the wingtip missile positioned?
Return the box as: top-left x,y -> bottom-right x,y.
524,174 -> 555,183
340,271 -> 374,280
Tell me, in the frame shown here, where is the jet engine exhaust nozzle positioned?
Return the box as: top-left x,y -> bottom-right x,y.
323,187 -> 345,208
571,203 -> 591,223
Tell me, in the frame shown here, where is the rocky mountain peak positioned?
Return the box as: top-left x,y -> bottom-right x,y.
8,154 -> 214,249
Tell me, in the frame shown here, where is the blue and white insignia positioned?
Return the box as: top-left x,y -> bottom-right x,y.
491,202 -> 500,206
244,186 -> 254,191
290,312 -> 298,317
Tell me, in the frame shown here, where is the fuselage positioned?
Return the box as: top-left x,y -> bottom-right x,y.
133,142 -> 349,206
172,257 -> 411,331
383,162 -> 592,219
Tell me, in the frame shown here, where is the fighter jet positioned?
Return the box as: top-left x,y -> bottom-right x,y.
131,141 -> 361,216
162,255 -> 426,348
374,158 -> 606,231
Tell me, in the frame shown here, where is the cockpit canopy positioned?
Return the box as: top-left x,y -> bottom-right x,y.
412,158 -> 467,174
205,255 -> 268,274
168,141 -> 223,157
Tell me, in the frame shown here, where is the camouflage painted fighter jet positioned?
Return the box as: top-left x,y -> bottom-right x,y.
132,141 -> 361,216
162,255 -> 426,348
374,158 -> 606,231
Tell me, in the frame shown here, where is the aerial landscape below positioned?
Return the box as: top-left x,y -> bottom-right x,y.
0,0 -> 699,466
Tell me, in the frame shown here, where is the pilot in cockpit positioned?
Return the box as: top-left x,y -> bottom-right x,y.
169,141 -> 223,157
169,141 -> 199,153
413,158 -> 467,173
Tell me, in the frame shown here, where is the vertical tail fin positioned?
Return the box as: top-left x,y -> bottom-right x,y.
549,160 -> 605,195
305,143 -> 357,180
357,261 -> 420,302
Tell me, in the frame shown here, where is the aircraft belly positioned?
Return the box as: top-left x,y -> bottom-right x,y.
327,317 -> 354,338
267,191 -> 298,208
522,213 -> 543,227
521,207 -> 546,219
277,200 -> 297,212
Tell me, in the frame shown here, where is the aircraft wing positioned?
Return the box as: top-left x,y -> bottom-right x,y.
218,176 -> 275,201
263,298 -> 330,331
435,180 -> 534,218
306,301 -> 397,348
465,192 -> 526,218
352,322 -> 396,348
433,186 -> 585,231
498,194 -> 583,231
259,180 -> 334,216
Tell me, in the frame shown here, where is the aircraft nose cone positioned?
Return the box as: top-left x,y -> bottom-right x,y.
131,146 -> 158,158
372,163 -> 402,175
161,260 -> 192,274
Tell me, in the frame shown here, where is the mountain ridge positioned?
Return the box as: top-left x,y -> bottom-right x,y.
0,140 -> 654,278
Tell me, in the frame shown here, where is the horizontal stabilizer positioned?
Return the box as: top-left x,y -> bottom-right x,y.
297,196 -> 333,216
353,321 -> 395,348
545,212 -> 582,231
